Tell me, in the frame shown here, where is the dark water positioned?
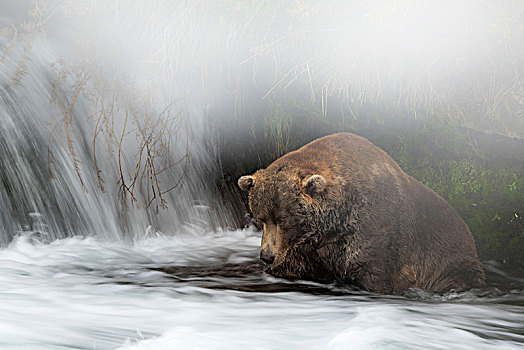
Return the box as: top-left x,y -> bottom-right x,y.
0,227 -> 522,350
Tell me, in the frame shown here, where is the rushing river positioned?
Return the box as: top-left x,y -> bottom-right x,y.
0,226 -> 522,350
1,5 -> 523,350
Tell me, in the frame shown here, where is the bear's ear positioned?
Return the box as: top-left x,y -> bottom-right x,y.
238,175 -> 256,191
303,174 -> 326,195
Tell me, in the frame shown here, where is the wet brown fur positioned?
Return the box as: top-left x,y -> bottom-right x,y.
239,132 -> 485,294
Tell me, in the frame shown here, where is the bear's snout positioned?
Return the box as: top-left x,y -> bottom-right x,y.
260,248 -> 275,264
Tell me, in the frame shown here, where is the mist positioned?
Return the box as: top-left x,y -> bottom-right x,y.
0,1 -> 523,349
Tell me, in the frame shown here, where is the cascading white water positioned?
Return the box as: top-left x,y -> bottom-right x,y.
0,3 -> 523,350
0,32 -> 238,246
0,37 -> 114,244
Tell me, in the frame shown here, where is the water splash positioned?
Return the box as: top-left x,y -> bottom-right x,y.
0,228 -> 521,350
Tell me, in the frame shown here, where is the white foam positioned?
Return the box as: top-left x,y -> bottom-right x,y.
0,228 -> 522,350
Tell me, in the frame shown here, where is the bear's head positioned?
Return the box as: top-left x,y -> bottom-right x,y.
238,169 -> 328,279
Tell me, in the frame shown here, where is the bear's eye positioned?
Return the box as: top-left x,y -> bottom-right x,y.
255,213 -> 270,224
251,217 -> 264,230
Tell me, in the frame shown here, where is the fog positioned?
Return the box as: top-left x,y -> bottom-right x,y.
0,1 -> 523,349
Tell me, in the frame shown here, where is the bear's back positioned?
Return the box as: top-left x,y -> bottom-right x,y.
269,132 -> 403,176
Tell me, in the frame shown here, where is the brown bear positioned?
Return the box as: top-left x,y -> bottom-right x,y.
238,132 -> 485,294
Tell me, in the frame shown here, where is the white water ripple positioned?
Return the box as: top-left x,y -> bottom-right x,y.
0,228 -> 522,350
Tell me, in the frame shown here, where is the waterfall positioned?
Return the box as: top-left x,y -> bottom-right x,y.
0,32 -> 237,245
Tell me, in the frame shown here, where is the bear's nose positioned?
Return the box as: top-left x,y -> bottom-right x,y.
260,249 -> 275,264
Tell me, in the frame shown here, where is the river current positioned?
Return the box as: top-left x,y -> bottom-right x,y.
0,226 -> 522,350
0,6 -> 523,349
